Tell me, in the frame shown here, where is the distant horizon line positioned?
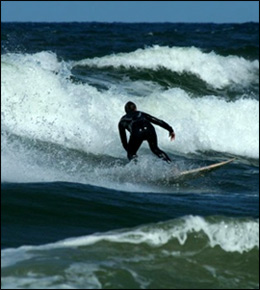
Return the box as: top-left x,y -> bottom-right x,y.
1,20 -> 259,24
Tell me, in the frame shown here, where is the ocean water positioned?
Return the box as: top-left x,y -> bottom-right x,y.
1,22 -> 259,289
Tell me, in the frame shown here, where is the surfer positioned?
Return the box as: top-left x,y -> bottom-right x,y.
118,101 -> 175,162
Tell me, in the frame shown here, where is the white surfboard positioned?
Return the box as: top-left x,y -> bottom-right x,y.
174,158 -> 236,181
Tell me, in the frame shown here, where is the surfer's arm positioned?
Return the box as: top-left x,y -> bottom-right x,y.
144,113 -> 175,140
118,121 -> 128,151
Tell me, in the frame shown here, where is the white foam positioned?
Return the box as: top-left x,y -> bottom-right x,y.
153,89 -> 259,159
47,216 -> 260,253
74,45 -> 259,89
1,52 -> 259,184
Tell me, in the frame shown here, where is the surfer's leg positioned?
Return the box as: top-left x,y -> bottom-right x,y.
148,132 -> 171,163
127,135 -> 143,161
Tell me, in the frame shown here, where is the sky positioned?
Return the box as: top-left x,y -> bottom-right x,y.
1,1 -> 259,23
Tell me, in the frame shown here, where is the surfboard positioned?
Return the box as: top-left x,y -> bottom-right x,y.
173,158 -> 236,181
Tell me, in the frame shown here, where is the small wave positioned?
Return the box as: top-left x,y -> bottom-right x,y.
74,45 -> 259,89
49,215 -> 260,253
2,216 -> 258,267
2,216 -> 258,289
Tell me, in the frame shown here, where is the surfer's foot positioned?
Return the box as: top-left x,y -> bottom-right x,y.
128,154 -> 138,164
158,152 -> 172,164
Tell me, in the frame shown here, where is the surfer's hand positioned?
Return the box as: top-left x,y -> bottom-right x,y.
169,131 -> 175,141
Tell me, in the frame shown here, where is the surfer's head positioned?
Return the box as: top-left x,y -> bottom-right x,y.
125,101 -> 137,113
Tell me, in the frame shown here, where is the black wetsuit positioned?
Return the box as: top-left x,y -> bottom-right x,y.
118,111 -> 173,162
